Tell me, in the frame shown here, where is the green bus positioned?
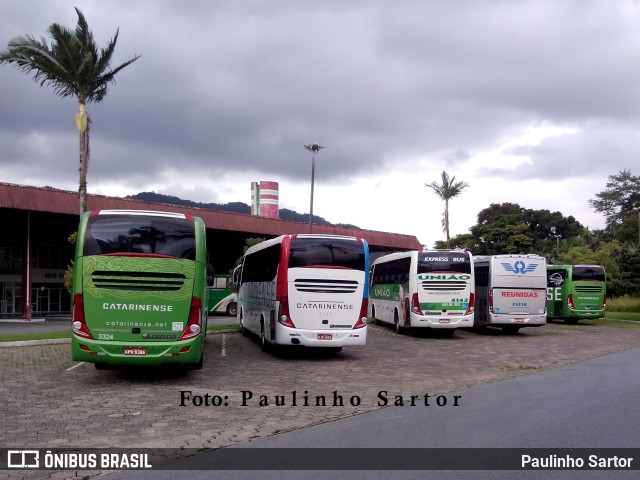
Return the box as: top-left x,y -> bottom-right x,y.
207,271 -> 238,317
71,209 -> 209,369
546,264 -> 607,324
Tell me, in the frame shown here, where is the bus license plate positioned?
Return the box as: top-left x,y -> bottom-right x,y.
124,347 -> 147,356
317,334 -> 332,340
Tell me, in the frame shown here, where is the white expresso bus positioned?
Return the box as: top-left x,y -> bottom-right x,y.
237,234 -> 370,352
369,249 -> 475,336
473,254 -> 547,333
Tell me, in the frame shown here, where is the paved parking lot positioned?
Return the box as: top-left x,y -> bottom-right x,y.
2,320 -> 640,479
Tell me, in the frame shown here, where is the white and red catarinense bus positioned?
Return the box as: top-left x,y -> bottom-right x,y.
237,234 -> 369,352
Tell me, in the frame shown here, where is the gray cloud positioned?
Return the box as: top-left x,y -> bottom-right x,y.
1,0 -> 639,232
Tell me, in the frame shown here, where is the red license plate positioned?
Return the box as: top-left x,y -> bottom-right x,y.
514,318 -> 525,323
317,333 -> 333,340
124,347 -> 147,356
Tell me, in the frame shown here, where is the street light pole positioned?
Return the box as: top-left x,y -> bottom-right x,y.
304,143 -> 324,233
553,234 -> 562,256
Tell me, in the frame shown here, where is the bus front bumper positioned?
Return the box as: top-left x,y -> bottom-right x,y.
275,325 -> 367,347
410,313 -> 474,329
71,335 -> 204,366
486,314 -> 547,327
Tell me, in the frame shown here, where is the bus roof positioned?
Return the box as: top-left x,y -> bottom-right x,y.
90,209 -> 191,219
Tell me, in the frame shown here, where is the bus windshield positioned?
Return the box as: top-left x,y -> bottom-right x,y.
288,237 -> 365,270
83,214 -> 196,259
572,266 -> 605,282
418,252 -> 471,274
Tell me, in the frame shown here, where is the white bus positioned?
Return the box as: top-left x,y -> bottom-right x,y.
369,249 -> 475,336
237,234 -> 370,351
473,254 -> 547,333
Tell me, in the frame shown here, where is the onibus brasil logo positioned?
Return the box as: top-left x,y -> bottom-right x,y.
501,261 -> 538,275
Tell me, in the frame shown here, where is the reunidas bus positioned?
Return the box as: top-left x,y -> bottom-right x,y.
369,250 -> 474,336
237,234 -> 369,352
71,210 -> 209,369
547,264 -> 607,324
474,254 -> 547,333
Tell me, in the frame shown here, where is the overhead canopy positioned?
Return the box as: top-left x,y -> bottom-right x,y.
0,182 -> 422,251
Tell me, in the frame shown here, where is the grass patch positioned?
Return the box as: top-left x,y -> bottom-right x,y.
604,312 -> 640,322
0,330 -> 71,343
501,364 -> 541,372
606,295 -> 640,313
208,324 -> 240,332
592,317 -> 640,328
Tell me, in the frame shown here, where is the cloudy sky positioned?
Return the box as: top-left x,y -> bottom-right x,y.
2,0 -> 638,247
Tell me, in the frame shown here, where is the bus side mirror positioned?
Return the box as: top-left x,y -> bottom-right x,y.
232,265 -> 242,284
207,265 -> 215,287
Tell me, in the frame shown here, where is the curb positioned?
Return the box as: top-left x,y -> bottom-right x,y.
0,329 -> 241,348
0,338 -> 71,348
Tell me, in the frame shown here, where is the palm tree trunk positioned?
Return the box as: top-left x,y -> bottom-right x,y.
77,102 -> 89,216
444,200 -> 450,249
78,129 -> 89,216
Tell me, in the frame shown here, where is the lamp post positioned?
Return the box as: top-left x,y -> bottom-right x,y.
304,143 -> 324,233
553,234 -> 562,257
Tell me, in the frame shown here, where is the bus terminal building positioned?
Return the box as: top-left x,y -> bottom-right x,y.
0,182 -> 422,318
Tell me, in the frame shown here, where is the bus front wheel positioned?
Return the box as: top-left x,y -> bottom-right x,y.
227,302 -> 238,317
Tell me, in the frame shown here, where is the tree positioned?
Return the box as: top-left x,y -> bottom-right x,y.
589,170 -> 640,243
426,171 -> 469,249
468,203 -> 584,256
609,242 -> 640,296
0,8 -> 140,216
558,242 -> 621,296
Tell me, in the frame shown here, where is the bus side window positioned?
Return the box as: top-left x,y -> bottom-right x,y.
206,265 -> 215,287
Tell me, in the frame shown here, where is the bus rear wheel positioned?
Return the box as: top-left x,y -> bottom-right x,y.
187,354 -> 204,370
260,321 -> 270,352
227,302 -> 238,317
394,313 -> 404,334
502,325 -> 521,334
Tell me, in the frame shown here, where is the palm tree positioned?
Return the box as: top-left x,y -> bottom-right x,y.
426,171 -> 470,249
0,8 -> 140,216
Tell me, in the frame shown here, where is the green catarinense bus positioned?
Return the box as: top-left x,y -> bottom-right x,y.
71,210 -> 209,369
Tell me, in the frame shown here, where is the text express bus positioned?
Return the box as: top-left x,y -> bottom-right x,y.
71,210 -> 209,369
547,264 -> 607,324
369,250 -> 474,336
237,234 -> 369,351
474,254 -> 547,333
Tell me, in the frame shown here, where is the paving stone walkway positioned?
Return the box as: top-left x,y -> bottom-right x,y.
2,321 -> 640,479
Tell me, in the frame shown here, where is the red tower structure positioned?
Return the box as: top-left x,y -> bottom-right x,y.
250,181 -> 279,219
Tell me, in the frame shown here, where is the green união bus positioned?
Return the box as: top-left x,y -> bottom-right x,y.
71,210 -> 209,369
370,249 -> 475,336
546,264 -> 607,324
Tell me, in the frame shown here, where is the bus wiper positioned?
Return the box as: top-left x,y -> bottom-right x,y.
101,252 -> 178,259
